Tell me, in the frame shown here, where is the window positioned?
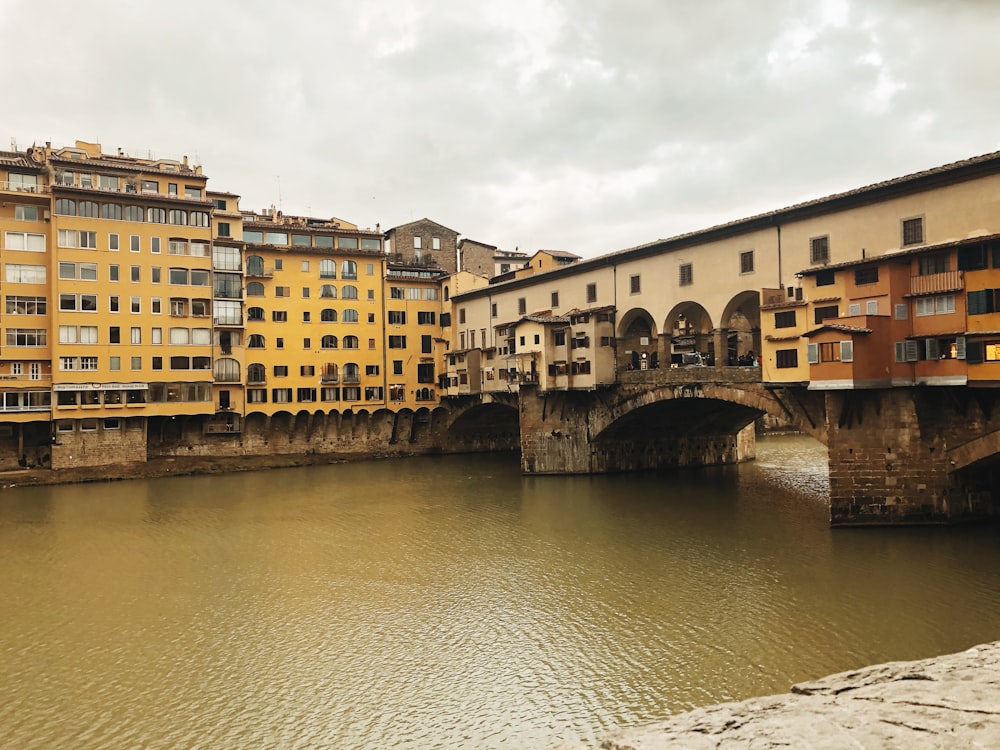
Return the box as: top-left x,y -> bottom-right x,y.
4,231 -> 46,252
389,335 -> 406,349
807,340 -> 853,363
341,285 -> 358,300
774,311 -> 796,328
865,300 -> 878,315
342,309 -> 359,323
6,296 -> 46,315
246,282 -> 265,297
274,286 -> 289,297
679,263 -> 693,286
958,245 -> 988,271
775,349 -> 798,368
854,267 -> 878,285
815,269 -> 835,287
894,303 -> 908,320
814,305 -> 838,324
417,311 -> 436,325
343,335 -> 359,349
918,253 -> 949,276
217,221 -> 230,237
432,237 -> 441,250
131,266 -> 141,283
630,274 -> 641,294
272,310 -> 288,323
586,283 -> 597,303
388,311 -> 406,325
341,260 -> 357,280
413,237 -> 422,250
902,217 -> 924,246
131,327 -> 141,344
421,334 -> 432,354
6,264 -> 46,284
5,329 -> 46,347
740,250 -> 755,274
915,294 -> 955,316
810,236 -> 830,265
968,289 -> 998,315
57,229 -> 97,249
14,205 -> 39,221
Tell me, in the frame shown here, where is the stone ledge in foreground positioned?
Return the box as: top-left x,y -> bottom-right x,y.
560,642 -> 1000,750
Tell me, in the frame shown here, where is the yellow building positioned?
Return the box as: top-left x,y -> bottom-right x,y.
384,263 -> 444,407
241,210 -> 385,416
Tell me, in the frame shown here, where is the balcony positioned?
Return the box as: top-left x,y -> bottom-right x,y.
245,267 -> 274,279
342,375 -> 360,385
321,374 -> 339,384
0,181 -> 49,196
909,270 -> 963,296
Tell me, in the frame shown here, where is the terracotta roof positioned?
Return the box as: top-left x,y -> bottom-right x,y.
804,323 -> 873,337
0,150 -> 41,170
799,232 -> 1000,276
765,334 -> 802,341
761,300 -> 808,311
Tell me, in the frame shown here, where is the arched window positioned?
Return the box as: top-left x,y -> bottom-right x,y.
343,336 -> 359,349
189,211 -> 209,227
79,201 -> 99,218
343,362 -> 360,381
168,209 -> 187,225
248,334 -> 265,348
341,260 -> 357,280
321,335 -> 338,349
444,286 -> 450,301
320,284 -> 337,299
247,363 -> 266,384
321,308 -> 337,322
341,285 -> 358,300
246,255 -> 265,276
320,259 -> 336,279
247,306 -> 265,321
147,207 -> 166,223
213,358 -> 240,382
101,203 -> 122,220
342,308 -> 358,323
55,198 -> 76,216
246,282 -> 265,297
124,205 -> 143,222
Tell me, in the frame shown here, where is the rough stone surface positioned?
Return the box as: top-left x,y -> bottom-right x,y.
572,642 -> 1000,749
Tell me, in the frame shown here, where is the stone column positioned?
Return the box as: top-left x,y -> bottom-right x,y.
712,328 -> 729,367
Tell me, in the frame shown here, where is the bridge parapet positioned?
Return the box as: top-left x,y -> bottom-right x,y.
619,366 -> 762,386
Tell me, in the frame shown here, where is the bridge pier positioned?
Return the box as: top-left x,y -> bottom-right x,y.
826,388 -> 999,525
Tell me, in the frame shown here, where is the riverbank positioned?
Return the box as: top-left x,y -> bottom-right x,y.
0,451 -> 386,489
558,641 -> 1000,749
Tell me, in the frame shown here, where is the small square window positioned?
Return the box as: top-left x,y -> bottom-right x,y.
902,217 -> 924,246
679,263 -> 693,286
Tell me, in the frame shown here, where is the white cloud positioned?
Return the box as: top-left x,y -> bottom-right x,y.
2,0 -> 1000,257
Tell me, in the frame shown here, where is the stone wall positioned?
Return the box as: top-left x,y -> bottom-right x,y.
50,418 -> 147,469
826,388 -> 1000,524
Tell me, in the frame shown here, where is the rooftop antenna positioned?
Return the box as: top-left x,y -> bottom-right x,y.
276,175 -> 283,211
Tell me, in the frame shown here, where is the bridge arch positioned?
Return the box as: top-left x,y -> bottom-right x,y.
445,400 -> 520,453
664,302 -> 713,365
618,307 -> 660,371
720,290 -> 762,365
948,430 -> 1000,472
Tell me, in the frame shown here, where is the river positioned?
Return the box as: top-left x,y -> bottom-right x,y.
1,435 -> 998,749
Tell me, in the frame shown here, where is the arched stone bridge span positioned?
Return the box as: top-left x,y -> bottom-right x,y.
515,368 -> 818,475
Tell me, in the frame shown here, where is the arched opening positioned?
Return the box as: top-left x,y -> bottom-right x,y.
664,303 -> 714,366
617,308 -> 659,371
721,291 -> 762,366
447,402 -> 520,453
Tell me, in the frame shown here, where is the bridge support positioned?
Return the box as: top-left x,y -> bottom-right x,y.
826,389 -> 999,525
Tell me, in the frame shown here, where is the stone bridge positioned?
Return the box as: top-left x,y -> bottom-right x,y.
442,367 -> 1000,526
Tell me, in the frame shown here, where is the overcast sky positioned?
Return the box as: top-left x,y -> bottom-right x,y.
3,0 -> 998,258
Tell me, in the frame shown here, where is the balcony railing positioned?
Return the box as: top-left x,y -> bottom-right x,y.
910,270 -> 963,296
321,374 -> 339,383
0,181 -> 49,194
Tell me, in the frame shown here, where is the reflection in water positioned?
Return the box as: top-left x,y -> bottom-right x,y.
1,435 -> 998,749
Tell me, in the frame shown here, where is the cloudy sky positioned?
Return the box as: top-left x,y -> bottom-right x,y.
3,0 -> 998,258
